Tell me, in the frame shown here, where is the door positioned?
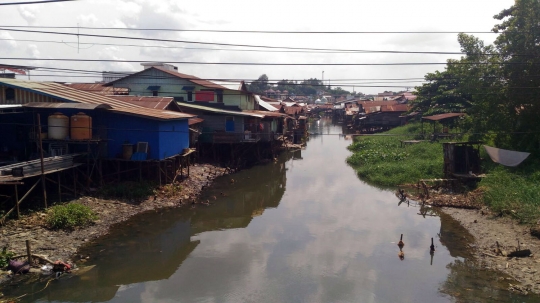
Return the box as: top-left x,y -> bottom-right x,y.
225,117 -> 235,132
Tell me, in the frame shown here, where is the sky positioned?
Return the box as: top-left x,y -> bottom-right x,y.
0,0 -> 516,94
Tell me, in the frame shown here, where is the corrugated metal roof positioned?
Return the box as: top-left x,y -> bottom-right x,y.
176,102 -> 265,118
0,79 -> 191,121
0,79 -> 140,109
244,110 -> 287,118
23,102 -> 112,110
110,107 -> 193,120
63,83 -> 128,95
188,117 -> 204,125
380,104 -> 409,112
108,96 -> 176,110
422,113 -> 465,121
254,95 -> 278,111
105,66 -> 230,90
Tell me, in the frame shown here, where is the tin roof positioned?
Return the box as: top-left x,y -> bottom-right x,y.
188,117 -> 204,125
254,95 -> 278,111
63,83 -> 129,95
104,66 -> 230,90
176,102 -> 265,118
422,113 -> 465,121
107,96 -> 179,111
110,107 -> 193,120
0,79 -> 192,121
23,102 -> 112,110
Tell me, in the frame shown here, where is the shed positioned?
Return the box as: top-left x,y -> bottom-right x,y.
443,142 -> 482,179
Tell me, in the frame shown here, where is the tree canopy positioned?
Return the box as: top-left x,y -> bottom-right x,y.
410,0 -> 540,152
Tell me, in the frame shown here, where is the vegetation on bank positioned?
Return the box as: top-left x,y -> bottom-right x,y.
347,123 -> 443,187
46,203 -> 98,230
347,123 -> 540,224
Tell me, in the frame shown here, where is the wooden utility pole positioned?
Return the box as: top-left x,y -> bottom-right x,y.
37,114 -> 47,208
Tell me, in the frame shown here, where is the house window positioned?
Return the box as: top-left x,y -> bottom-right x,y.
152,90 -> 158,96
187,91 -> 193,101
216,89 -> 223,103
225,116 -> 235,132
5,87 -> 15,101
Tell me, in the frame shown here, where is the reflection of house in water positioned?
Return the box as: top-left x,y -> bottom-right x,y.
36,156 -> 288,302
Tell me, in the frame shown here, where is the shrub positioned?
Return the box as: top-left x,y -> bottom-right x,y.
0,247 -> 15,268
46,203 -> 98,230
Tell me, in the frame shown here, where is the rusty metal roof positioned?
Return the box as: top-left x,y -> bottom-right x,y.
422,113 -> 465,121
110,107 -> 193,120
188,117 -> 204,125
0,79 -> 191,121
23,102 -> 112,110
108,96 -> 178,110
63,83 -> 129,95
104,66 -> 230,90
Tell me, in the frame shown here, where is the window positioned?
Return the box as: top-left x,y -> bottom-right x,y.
152,90 -> 158,96
216,89 -> 223,103
5,87 -> 15,101
187,91 -> 193,101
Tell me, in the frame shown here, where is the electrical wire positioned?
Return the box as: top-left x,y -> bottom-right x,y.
0,0 -> 77,5
0,27 -> 503,54
0,25 -> 500,34
0,57 -> 533,65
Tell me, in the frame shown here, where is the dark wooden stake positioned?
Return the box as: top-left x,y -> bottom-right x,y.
37,114 -> 47,208
26,240 -> 32,265
14,184 -> 19,219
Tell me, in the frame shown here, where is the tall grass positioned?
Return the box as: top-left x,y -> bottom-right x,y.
347,122 -> 540,223
347,123 -> 443,187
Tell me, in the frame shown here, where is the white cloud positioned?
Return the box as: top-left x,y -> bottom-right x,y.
17,6 -> 38,24
0,31 -> 17,51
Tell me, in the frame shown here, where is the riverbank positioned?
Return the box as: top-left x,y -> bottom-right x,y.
0,163 -> 228,282
347,123 -> 540,294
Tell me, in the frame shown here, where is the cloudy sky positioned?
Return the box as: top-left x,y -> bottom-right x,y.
0,0 -> 514,94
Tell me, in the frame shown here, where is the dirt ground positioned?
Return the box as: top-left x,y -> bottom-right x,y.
0,163 -> 228,283
442,207 -> 540,295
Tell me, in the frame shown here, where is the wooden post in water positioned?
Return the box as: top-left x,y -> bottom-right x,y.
37,114 -> 47,208
26,240 -> 32,265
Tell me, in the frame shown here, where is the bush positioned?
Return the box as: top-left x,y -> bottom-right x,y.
0,247 -> 15,268
46,203 -> 98,230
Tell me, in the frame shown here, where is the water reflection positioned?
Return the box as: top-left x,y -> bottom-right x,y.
3,118 -> 538,303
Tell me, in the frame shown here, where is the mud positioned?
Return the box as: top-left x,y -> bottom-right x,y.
443,207 -> 540,295
0,163 -> 228,283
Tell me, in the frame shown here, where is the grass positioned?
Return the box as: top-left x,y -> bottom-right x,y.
46,203 -> 98,230
347,122 -> 540,224
347,123 -> 443,187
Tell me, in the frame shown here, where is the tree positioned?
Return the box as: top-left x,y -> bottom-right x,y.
492,0 -> 540,151
248,74 -> 269,93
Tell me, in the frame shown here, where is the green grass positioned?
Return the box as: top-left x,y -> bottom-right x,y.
347,123 -> 443,187
46,203 -> 98,230
347,122 -> 540,223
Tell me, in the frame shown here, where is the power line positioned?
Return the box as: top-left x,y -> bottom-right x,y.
0,27 -> 495,54
0,37 -> 469,55
0,0 -> 78,5
0,57 -> 534,66
0,25 -> 499,34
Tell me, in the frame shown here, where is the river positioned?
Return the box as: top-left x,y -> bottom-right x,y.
6,118 -> 538,302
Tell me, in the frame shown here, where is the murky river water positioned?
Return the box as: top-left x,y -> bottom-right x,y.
4,118 -> 538,302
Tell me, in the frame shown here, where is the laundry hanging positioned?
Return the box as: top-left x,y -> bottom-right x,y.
483,145 -> 530,167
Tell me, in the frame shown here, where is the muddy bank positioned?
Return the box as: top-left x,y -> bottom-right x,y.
442,207 -> 540,295
0,163 -> 228,281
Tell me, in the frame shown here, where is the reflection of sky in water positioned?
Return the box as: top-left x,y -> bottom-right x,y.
21,119 -> 538,303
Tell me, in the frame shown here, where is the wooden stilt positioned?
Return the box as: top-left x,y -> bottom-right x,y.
26,240 -> 32,265
14,185 -> 19,219
57,172 -> 62,203
37,114 -> 47,208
